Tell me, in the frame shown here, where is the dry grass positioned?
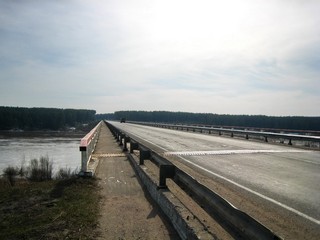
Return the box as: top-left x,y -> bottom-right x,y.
0,177 -> 101,240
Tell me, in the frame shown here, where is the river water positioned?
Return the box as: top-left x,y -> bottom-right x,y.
0,133 -> 82,176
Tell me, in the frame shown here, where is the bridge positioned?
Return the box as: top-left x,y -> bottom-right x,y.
79,120 -> 320,239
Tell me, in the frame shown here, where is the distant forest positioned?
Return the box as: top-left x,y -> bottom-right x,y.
96,111 -> 320,131
2,107 -> 318,131
0,107 -> 96,131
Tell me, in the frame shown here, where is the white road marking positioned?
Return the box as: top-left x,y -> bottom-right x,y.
92,153 -> 126,158
163,149 -> 308,156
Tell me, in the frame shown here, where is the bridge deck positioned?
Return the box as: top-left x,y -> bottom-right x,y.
93,122 -> 178,239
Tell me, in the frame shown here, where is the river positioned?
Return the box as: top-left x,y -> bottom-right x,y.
0,132 -> 82,176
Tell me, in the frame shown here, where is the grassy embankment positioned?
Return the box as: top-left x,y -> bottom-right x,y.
0,177 -> 101,239
0,158 -> 101,240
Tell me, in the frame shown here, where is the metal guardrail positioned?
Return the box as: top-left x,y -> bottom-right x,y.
128,121 -> 320,147
106,121 -> 282,240
188,124 -> 320,136
79,121 -> 102,176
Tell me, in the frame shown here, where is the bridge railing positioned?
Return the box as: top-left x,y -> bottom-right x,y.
127,121 -> 320,147
79,121 -> 102,176
188,124 -> 320,136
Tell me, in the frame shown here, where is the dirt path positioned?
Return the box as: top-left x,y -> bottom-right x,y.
94,123 -> 179,239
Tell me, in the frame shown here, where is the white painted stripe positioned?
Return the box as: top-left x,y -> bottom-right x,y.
164,149 -> 308,156
92,153 -> 126,158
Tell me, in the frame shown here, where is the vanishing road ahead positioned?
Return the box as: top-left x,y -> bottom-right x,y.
110,121 -> 320,238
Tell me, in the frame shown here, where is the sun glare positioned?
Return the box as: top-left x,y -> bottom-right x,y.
148,1 -> 248,41
139,0 -> 262,59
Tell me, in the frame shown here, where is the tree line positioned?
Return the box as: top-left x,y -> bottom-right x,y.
96,111 -> 320,131
0,106 -> 96,131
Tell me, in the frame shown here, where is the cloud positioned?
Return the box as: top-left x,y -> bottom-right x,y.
0,0 -> 319,116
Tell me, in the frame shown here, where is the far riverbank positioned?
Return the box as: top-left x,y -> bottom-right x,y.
0,130 -> 86,138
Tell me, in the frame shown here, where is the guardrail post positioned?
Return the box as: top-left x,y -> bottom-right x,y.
231,132 -> 234,137
119,133 -> 125,146
123,136 -> 130,151
130,140 -> 139,153
158,165 -> 175,189
80,146 -> 88,172
139,148 -> 150,165
288,139 -> 292,145
246,134 -> 249,140
116,132 -> 120,142
264,136 -> 268,142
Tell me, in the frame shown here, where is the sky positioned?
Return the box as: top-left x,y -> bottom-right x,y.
0,0 -> 319,116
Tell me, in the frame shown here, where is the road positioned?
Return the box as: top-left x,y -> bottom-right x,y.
110,122 -> 320,230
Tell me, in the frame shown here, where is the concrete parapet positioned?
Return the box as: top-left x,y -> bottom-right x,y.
127,153 -> 215,240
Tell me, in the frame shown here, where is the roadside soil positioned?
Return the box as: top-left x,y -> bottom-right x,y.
94,123 -> 179,239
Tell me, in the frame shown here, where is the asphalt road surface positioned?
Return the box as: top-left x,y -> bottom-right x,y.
111,121 -> 320,226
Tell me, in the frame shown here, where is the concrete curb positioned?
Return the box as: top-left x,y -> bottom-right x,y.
126,153 -> 215,240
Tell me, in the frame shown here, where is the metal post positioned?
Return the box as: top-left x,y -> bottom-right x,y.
119,133 -> 124,146
80,146 -> 87,172
158,165 -> 175,189
116,132 -> 120,142
130,141 -> 139,153
139,149 -> 150,165
123,136 -> 130,152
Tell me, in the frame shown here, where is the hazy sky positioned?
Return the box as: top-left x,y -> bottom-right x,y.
0,0 -> 319,116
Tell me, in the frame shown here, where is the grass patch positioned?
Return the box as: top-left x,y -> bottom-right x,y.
0,177 -> 101,240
